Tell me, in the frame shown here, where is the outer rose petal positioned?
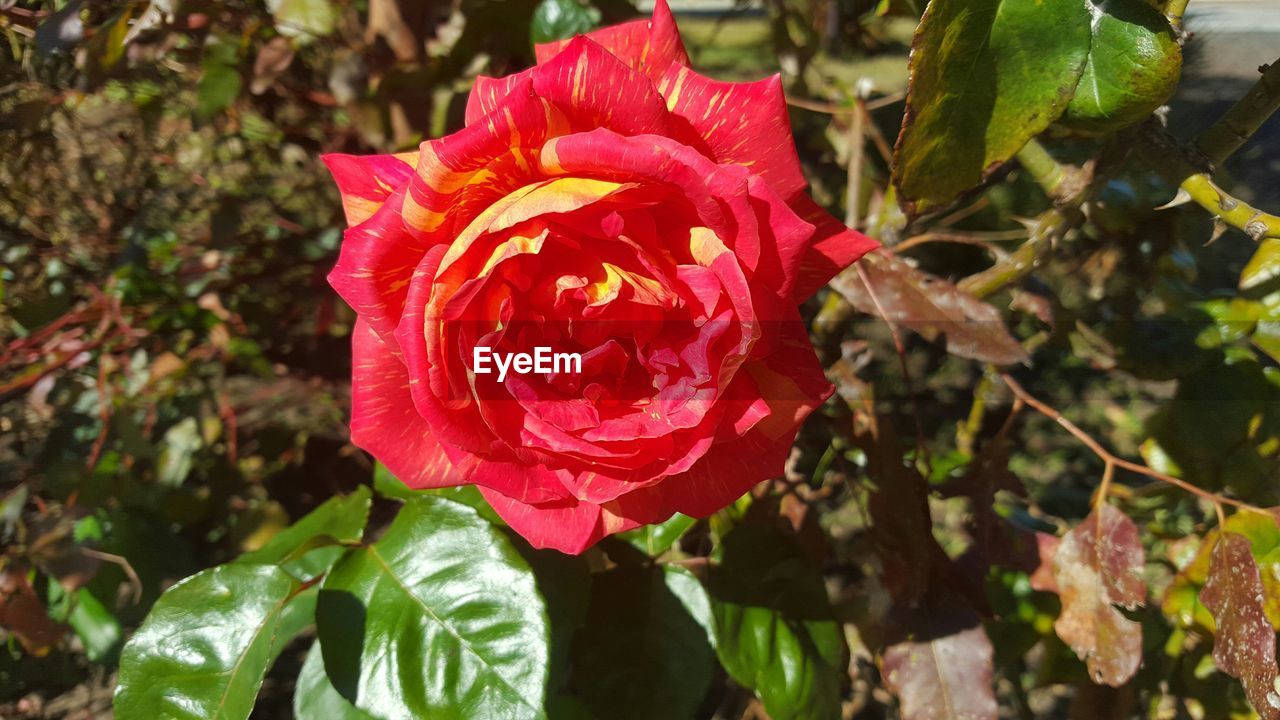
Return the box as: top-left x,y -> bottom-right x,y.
322,152 -> 419,226
349,317 -> 461,489
479,487 -> 642,554
534,0 -> 690,84
327,184 -> 436,337
790,194 -> 880,300
658,66 -> 807,202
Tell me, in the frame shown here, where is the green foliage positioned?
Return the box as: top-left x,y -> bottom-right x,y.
531,0 -> 602,45
1060,0 -> 1182,133
316,497 -> 551,719
294,641 -> 376,720
268,0 -> 337,43
5,0 -> 1280,717
892,0 -> 1092,211
196,36 -> 243,121
115,564 -> 303,720
572,566 -> 716,720
708,525 -> 844,720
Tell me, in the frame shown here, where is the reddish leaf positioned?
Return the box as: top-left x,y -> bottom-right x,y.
829,250 -> 1029,366
1052,504 -> 1145,686
882,597 -> 999,720
0,566 -> 65,655
1029,532 -> 1061,594
1200,532 -> 1280,720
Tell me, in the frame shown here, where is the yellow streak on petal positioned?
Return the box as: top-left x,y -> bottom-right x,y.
688,226 -> 728,267
341,196 -> 384,226
540,137 -> 564,175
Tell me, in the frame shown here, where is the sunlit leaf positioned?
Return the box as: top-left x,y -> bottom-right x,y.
1051,503 -> 1145,686
115,564 -> 303,720
268,0 -> 337,42
1060,0 -> 1181,133
1200,533 -> 1280,720
572,565 -> 715,720
238,486 -> 371,581
294,640 -> 376,720
892,0 -> 1092,211
316,497 -> 549,719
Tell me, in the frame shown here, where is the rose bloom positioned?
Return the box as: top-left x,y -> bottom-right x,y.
323,0 -> 877,553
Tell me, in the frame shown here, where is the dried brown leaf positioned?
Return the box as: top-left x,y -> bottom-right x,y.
1052,504 -> 1145,686
830,250 -> 1029,366
882,597 -> 999,720
0,566 -> 65,655
1029,532 -> 1061,594
1200,532 -> 1280,719
251,36 -> 295,95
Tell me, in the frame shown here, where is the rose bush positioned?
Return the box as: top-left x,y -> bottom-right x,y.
323,0 -> 877,553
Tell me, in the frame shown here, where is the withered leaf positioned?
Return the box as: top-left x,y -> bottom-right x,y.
1029,532 -> 1061,594
830,250 -> 1029,366
0,566 -> 65,655
882,596 -> 999,720
1200,532 -> 1280,720
1052,504 -> 1145,687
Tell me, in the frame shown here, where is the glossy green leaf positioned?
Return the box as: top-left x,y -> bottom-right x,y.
572,565 -> 715,720
618,513 -> 696,556
1060,0 -> 1181,133
115,564 -> 302,720
196,37 -> 242,121
238,486 -> 371,581
1242,238 -> 1280,294
531,0 -> 601,45
373,462 -> 504,524
316,497 -> 549,719
295,640 -> 376,720
893,0 -> 1092,212
268,0 -> 336,42
708,525 -> 844,720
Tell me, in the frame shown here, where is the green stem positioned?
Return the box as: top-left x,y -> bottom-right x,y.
957,208 -> 1072,298
1015,140 -> 1066,200
1194,58 -> 1280,166
1164,0 -> 1191,30
1179,174 -> 1280,241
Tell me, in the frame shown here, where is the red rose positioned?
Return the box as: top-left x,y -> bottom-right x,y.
323,0 -> 877,553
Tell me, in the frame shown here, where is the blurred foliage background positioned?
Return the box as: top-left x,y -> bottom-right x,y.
1,0 -> 1279,718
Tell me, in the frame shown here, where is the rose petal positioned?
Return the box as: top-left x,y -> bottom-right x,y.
328,184 -> 435,337
322,152 -> 419,226
789,194 -> 880,299
349,317 -> 461,489
658,67 -> 807,202
534,0 -> 690,84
